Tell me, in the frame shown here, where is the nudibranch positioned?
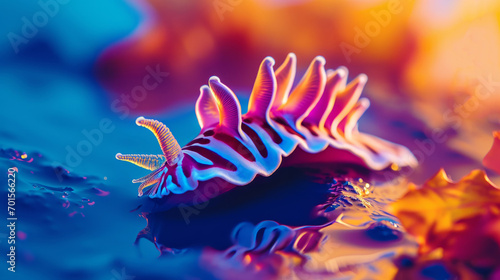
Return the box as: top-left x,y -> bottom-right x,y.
116,54 -> 417,199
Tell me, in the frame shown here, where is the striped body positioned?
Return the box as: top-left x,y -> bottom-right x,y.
117,54 -> 417,199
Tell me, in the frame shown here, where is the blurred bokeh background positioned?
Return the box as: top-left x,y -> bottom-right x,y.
1,0 -> 500,279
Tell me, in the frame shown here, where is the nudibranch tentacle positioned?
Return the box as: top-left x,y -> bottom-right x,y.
304,68 -> 345,129
272,53 -> 296,110
278,56 -> 326,128
208,76 -> 245,139
115,153 -> 165,171
195,85 -> 219,131
117,53 -> 417,198
135,117 -> 183,166
247,57 -> 276,121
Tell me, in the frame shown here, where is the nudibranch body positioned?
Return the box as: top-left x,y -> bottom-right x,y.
116,54 -> 417,199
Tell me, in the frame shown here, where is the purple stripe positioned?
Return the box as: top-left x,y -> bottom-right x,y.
183,146 -> 238,171
241,123 -> 268,158
213,133 -> 256,162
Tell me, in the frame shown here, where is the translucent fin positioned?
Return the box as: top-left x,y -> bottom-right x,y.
304,67 -> 347,128
115,153 -> 165,171
279,56 -> 327,126
271,53 -> 296,111
247,57 -> 277,119
342,98 -> 370,140
208,76 -> 244,137
325,74 -> 367,133
195,85 -> 220,131
136,117 -> 183,166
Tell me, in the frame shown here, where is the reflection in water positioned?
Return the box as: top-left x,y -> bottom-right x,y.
136,164 -> 419,279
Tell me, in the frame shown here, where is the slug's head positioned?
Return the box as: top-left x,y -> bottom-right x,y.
115,116 -> 183,197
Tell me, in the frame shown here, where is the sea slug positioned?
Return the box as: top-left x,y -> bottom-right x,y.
116,53 -> 417,199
